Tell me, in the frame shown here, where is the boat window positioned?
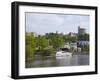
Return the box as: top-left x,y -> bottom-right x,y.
60,48 -> 70,52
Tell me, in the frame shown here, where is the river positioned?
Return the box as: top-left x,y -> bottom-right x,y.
26,54 -> 89,68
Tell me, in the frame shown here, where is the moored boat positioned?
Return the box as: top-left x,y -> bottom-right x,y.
56,48 -> 72,57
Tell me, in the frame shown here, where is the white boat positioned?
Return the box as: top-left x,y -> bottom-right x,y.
56,48 -> 72,57
56,51 -> 72,57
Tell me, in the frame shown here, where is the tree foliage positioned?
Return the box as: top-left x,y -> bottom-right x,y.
51,36 -> 64,49
78,34 -> 89,41
25,32 -> 89,58
37,36 -> 49,50
64,35 -> 77,43
25,34 -> 36,60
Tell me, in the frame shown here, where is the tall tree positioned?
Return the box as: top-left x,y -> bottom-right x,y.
51,37 -> 64,49
78,34 -> 89,41
37,36 -> 49,50
25,34 -> 36,60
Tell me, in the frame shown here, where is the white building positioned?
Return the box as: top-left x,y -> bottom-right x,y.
77,41 -> 89,47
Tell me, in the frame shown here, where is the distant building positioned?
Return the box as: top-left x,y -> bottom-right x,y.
56,31 -> 58,34
68,32 -> 77,37
78,26 -> 86,35
31,32 -> 38,37
26,32 -> 31,36
63,42 -> 70,49
26,32 -> 38,37
63,42 -> 77,52
77,41 -> 89,47
70,43 -> 77,49
78,26 -> 89,47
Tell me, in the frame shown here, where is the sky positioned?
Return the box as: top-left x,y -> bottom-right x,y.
26,12 -> 90,35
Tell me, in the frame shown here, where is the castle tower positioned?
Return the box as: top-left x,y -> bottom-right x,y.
78,26 -> 86,35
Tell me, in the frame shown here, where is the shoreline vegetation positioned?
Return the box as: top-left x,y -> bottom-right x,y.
25,32 -> 89,62
26,52 -> 89,61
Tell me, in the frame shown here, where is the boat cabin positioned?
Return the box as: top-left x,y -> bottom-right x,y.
59,48 -> 71,52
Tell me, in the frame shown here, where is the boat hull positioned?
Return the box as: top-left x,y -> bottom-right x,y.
56,51 -> 72,57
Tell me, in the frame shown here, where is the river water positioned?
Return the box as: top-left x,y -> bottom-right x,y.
26,54 -> 89,68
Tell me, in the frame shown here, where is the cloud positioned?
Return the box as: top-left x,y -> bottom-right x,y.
26,13 -> 90,34
26,13 -> 65,34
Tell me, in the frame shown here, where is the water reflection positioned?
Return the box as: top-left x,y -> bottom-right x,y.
26,54 -> 89,68
56,56 -> 72,66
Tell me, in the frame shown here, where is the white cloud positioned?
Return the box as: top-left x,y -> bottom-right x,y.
26,13 -> 90,34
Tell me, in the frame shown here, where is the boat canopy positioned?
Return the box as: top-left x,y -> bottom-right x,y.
60,48 -> 70,52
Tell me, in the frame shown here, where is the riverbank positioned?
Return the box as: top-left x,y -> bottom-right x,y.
26,53 -> 89,68
72,52 -> 89,55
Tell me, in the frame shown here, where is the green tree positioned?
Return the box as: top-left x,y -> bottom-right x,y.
78,34 -> 89,41
25,34 -> 36,48
51,37 -> 64,49
26,45 -> 34,60
25,34 -> 36,61
45,33 -> 64,49
64,35 -> 77,43
36,36 -> 49,50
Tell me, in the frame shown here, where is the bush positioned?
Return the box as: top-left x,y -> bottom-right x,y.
25,45 -> 35,61
43,48 -> 54,56
81,46 -> 89,53
35,48 -> 54,56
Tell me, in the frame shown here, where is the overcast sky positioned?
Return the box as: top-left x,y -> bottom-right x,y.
26,12 -> 90,35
